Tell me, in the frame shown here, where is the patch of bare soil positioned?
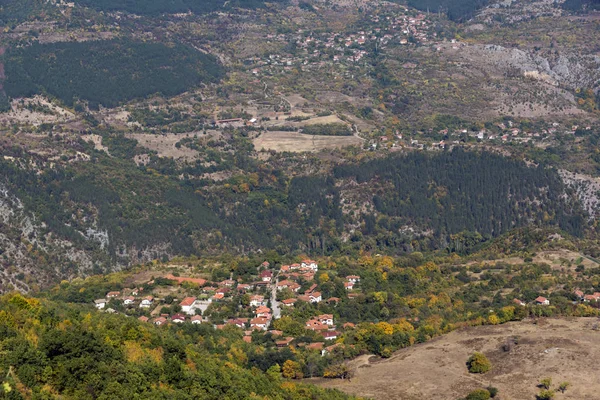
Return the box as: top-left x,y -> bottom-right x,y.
253,130 -> 362,152
126,132 -> 201,160
313,318 -> 600,399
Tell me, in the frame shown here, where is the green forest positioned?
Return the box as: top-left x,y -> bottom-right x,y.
0,143 -> 586,271
3,40 -> 224,108
405,0 -> 489,21
72,0 -> 287,15
0,293 -> 353,400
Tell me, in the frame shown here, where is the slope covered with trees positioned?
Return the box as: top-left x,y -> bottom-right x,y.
0,293 -> 353,400
333,149 -> 586,239
71,0 -> 287,15
4,40 -> 224,108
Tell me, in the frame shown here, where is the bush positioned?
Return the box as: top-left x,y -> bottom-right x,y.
536,389 -> 555,400
486,386 -> 498,398
466,352 -> 491,374
465,389 -> 490,400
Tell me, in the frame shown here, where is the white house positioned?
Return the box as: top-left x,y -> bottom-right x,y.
535,296 -> 550,306
346,275 -> 360,284
171,314 -> 186,323
260,270 -> 273,282
179,296 -> 199,315
123,296 -> 135,306
309,292 -> 322,303
301,259 -> 318,271
94,299 -> 106,310
250,317 -> 269,330
139,296 -> 154,308
249,295 -> 264,307
191,315 -> 203,324
317,314 -> 334,326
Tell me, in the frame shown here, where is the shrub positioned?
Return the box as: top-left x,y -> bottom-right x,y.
465,389 -> 491,400
486,386 -> 498,398
536,389 -> 555,400
540,377 -> 552,389
466,352 -> 491,374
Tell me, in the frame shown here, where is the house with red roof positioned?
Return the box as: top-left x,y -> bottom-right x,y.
250,317 -> 269,330
255,305 -> 271,318
317,314 -> 334,326
171,314 -> 186,323
535,296 -> 550,305
179,296 -> 199,315
309,292 -> 322,303
301,260 -> 318,271
260,270 -> 273,282
249,295 -> 265,307
139,296 -> 154,308
322,331 -> 339,340
281,298 -> 297,307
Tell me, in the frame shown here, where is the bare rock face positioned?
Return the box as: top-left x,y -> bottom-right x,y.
481,44 -> 600,90
559,170 -> 600,219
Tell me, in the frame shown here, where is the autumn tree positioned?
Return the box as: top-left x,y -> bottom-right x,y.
467,352 -> 491,374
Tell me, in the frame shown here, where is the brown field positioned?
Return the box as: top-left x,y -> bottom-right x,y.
314,318 -> 600,399
253,131 -> 363,152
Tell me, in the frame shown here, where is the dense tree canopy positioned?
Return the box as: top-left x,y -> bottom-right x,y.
4,40 -> 224,108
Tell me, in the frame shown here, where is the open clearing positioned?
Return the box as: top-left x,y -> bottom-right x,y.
314,318 -> 600,399
253,131 -> 363,152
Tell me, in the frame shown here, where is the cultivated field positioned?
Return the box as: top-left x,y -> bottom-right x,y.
253,131 -> 363,152
314,318 -> 600,399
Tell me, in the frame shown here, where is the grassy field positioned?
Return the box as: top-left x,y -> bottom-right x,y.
253,130 -> 363,152
314,318 -> 600,399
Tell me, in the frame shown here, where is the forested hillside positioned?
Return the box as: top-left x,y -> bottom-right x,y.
405,0 -> 489,21
4,40 -> 224,108
0,292 -> 353,400
0,143 -> 587,291
333,149 -> 586,239
72,0 -> 287,15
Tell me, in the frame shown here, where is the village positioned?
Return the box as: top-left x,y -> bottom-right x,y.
93,259 -> 363,355
245,8 -> 433,78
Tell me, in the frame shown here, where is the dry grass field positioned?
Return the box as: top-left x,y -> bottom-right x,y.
253,130 -> 363,152
314,318 -> 600,399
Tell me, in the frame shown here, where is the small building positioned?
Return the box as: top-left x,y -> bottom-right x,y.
317,314 -> 334,326
346,275 -> 361,284
309,292 -> 322,303
171,314 -> 186,323
281,298 -> 297,307
535,296 -> 550,306
259,269 -> 273,282
513,299 -> 525,307
153,317 -> 167,326
191,315 -> 203,324
106,291 -> 121,299
123,296 -> 135,305
275,337 -> 294,348
344,282 -> 354,291
301,260 -> 318,271
322,331 -> 339,340
139,296 -> 154,308
180,297 -> 199,315
249,295 -> 265,307
255,305 -> 271,318
94,299 -> 106,310
250,317 -> 269,330
138,316 -> 149,323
